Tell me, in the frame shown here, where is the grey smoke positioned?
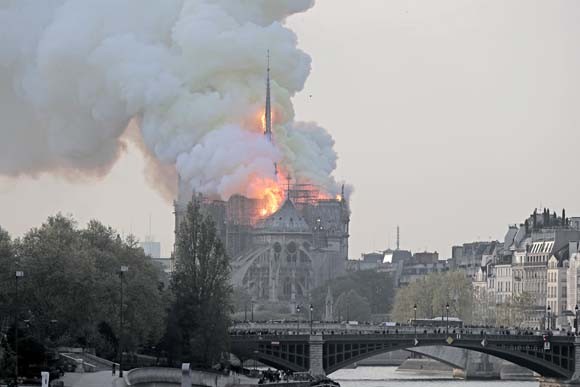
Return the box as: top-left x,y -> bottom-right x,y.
0,0 -> 347,200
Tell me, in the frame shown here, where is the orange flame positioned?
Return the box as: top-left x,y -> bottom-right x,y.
249,173 -> 341,219
248,176 -> 285,218
260,183 -> 284,217
256,108 -> 277,133
261,113 -> 266,132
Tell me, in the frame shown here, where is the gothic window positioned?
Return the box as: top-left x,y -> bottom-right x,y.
283,277 -> 291,296
287,241 -> 298,263
297,279 -> 304,296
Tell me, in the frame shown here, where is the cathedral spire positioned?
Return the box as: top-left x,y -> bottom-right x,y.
264,49 -> 272,142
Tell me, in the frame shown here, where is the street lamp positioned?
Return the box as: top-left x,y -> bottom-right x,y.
296,305 -> 301,334
251,300 -> 255,322
47,319 -> 59,347
445,303 -> 450,335
547,305 -> 551,331
575,305 -> 579,335
309,304 -> 314,335
14,270 -> 24,387
119,265 -> 128,378
413,304 -> 417,336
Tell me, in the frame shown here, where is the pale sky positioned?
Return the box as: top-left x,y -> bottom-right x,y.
2,0 -> 580,259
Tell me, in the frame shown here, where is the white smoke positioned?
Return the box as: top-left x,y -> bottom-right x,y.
0,0 -> 346,201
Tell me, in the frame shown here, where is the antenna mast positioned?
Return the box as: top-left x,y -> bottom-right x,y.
396,225 -> 400,251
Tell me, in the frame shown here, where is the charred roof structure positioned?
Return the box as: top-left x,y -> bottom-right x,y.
172,55 -> 350,312
174,179 -> 350,312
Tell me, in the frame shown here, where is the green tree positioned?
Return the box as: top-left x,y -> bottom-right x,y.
232,287 -> 252,319
0,226 -> 14,318
169,199 -> 232,368
80,222 -> 166,358
512,292 -> 535,327
335,290 -> 371,322
392,271 -> 473,323
0,215 -> 166,363
311,270 -> 395,320
0,226 -> 15,380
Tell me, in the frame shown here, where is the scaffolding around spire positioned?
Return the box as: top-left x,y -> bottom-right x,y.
264,49 -> 272,142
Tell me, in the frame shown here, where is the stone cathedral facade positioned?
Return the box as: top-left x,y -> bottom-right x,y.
174,185 -> 350,313
173,58 -> 349,312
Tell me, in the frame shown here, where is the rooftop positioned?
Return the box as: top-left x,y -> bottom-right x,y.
257,198 -> 310,233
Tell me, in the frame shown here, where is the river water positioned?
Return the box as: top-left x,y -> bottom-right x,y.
328,367 -> 538,387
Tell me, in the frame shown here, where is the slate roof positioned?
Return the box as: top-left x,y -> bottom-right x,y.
257,199 -> 310,233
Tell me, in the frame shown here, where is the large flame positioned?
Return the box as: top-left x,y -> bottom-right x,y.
248,108 -> 340,219
260,112 -> 266,132
248,177 -> 284,217
245,166 -> 285,218
261,182 -> 284,216
247,108 -> 283,217
256,108 -> 277,133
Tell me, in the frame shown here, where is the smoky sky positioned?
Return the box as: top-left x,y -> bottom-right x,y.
1,0 -> 580,258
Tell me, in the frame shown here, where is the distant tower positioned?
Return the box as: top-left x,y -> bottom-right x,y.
396,225 -> 400,251
264,49 -> 273,142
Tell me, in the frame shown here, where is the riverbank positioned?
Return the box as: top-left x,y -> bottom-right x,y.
397,358 -> 453,374
233,383 -> 309,387
330,367 -> 536,387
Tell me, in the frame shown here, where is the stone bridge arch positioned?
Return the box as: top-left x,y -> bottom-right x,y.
230,333 -> 578,380
322,335 -> 573,378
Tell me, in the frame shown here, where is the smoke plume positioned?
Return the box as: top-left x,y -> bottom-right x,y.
0,0 -> 346,201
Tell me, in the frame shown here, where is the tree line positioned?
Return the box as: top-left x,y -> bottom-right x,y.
0,199 -> 233,378
391,271 -> 473,323
310,270 -> 396,322
391,270 -> 537,327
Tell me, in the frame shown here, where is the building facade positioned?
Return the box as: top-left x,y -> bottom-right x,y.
547,255 -> 568,328
175,187 -> 350,313
468,208 -> 580,329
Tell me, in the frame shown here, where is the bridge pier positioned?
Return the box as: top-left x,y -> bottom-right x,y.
230,325 -> 580,381
570,336 -> 580,382
309,335 -> 324,377
408,346 -> 503,379
540,336 -> 580,386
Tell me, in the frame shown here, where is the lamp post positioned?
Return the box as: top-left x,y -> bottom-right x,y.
14,270 -> 24,387
244,303 -> 247,322
413,304 -> 417,336
445,303 -> 449,335
309,304 -> 314,335
251,300 -> 255,322
547,305 -> 551,331
119,265 -> 128,378
574,305 -> 578,336
46,319 -> 58,349
296,305 -> 301,334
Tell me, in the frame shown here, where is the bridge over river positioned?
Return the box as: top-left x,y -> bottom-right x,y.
229,322 -> 580,385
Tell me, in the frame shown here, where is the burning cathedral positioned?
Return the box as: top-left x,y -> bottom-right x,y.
174,57 -> 350,312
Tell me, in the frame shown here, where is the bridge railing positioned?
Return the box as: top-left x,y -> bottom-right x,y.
230,326 -> 571,340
